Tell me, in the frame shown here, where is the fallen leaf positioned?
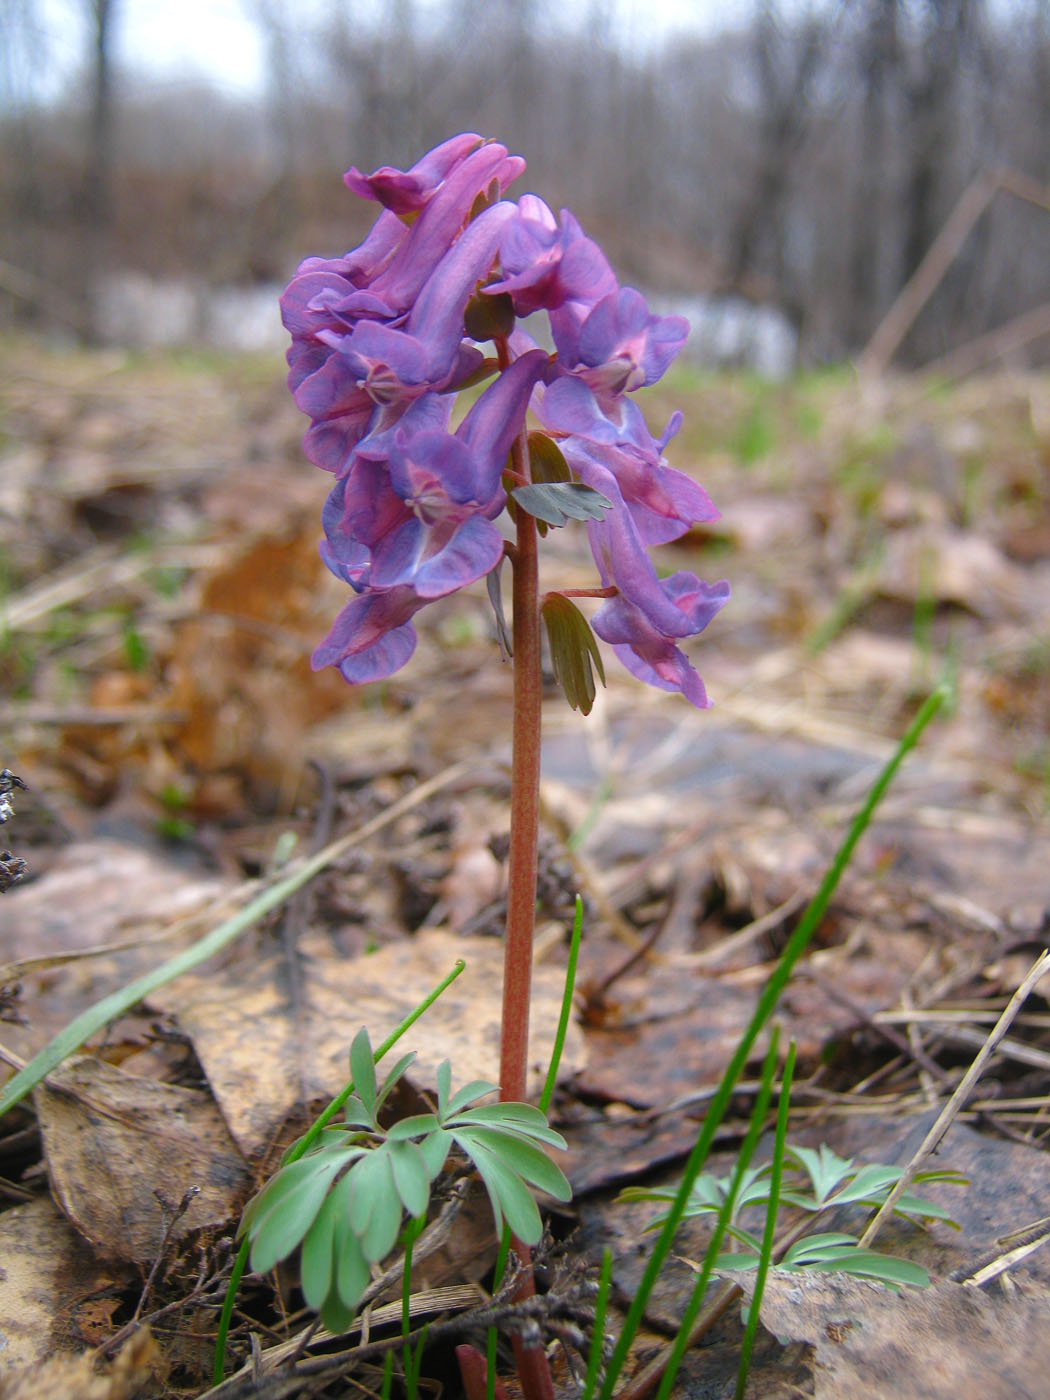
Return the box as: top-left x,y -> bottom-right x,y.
0,1197 -> 130,1367
0,1328 -> 157,1400
0,838 -> 233,1066
152,928 -> 587,1158
34,1056 -> 250,1267
739,1269 -> 1050,1400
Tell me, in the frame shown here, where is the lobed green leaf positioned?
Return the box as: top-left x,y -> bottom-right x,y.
299,1175 -> 351,1310
443,1079 -> 500,1118
447,1102 -> 567,1149
247,1152 -> 351,1274
462,1137 -> 543,1243
349,1028 -> 378,1121
436,1060 -> 452,1118
348,1147 -> 393,1238
334,1201 -> 372,1313
417,1127 -> 453,1180
389,1139 -> 431,1219
452,1125 -> 571,1201
541,592 -> 606,715
374,1051 -> 418,1116
512,481 -> 612,527
386,1112 -> 441,1141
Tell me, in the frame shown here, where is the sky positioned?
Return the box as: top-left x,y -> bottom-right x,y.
32,0 -> 757,103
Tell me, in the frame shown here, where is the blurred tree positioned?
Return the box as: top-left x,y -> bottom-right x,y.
727,0 -> 838,331
82,0 -> 118,339
848,0 -> 899,345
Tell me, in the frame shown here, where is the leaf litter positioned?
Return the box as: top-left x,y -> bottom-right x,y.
1,340 -> 1049,1396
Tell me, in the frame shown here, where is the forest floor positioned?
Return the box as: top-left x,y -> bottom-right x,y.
1,335 -> 1049,1399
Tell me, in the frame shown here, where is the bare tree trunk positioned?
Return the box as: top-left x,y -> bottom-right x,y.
849,0 -> 899,348
82,0 -> 117,342
727,0 -> 830,313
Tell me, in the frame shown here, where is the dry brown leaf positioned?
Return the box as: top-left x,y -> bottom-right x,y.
0,1197 -> 131,1368
0,838 -> 233,1065
740,1270 -> 1050,1400
34,1056 -> 250,1267
152,928 -> 587,1158
573,964 -> 762,1108
166,530 -> 348,808
0,1328 -> 157,1400
876,526 -> 1024,618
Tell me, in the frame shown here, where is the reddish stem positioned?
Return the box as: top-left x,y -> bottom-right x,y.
544,585 -> 619,601
495,335 -> 555,1400
501,497 -> 541,1104
456,1345 -> 512,1400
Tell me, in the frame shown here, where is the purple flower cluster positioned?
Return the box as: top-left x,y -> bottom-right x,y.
281,134 -> 729,704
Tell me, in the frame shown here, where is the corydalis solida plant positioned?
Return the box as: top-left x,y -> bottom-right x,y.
281,134 -> 728,1395
282,133 -> 729,703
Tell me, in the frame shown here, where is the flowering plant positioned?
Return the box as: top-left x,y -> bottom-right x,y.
281,132 -> 729,704
272,134 -> 729,1400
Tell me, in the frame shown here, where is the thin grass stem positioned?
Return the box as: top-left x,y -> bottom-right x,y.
653,1028 -> 782,1400
736,1039 -> 797,1399
600,682 -> 949,1400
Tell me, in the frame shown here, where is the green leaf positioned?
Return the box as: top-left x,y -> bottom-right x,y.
449,1103 -> 567,1150
783,1233 -> 860,1265
299,1179 -> 345,1309
710,1251 -> 761,1272
340,1096 -> 375,1131
334,1204 -> 371,1313
349,1027 -> 378,1121
417,1128 -> 453,1180
891,1193 -> 958,1223
789,1244 -> 930,1288
361,1178 -> 404,1262
436,1060 -> 452,1118
247,1153 -> 350,1274
452,1125 -> 571,1201
348,1148 -> 394,1237
240,1147 -> 351,1238
374,1051 -> 417,1115
389,1139 -> 431,1219
386,1113 -> 441,1141
464,289 -> 515,341
463,1137 -> 543,1243
541,593 -> 606,715
320,1289 -> 357,1335
523,434 -> 574,539
443,1079 -> 500,1118
512,481 -> 612,528
486,562 -> 512,661
832,1253 -> 931,1288
785,1143 -> 853,1203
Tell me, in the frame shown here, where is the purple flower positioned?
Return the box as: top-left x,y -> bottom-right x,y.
319,350 -> 546,626
591,572 -> 730,708
342,133 -> 490,213
486,196 -> 616,317
289,134 -> 727,701
311,584 -> 427,684
552,287 -> 688,408
539,377 -> 717,545
283,199 -> 517,474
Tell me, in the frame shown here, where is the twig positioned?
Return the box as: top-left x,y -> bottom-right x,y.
859,166 -> 1050,377
860,948 -> 1050,1248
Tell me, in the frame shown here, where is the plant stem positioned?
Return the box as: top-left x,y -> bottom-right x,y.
500,429 -> 541,1106
497,339 -> 554,1400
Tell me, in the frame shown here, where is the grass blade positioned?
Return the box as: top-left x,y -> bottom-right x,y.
599,682 -> 949,1400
